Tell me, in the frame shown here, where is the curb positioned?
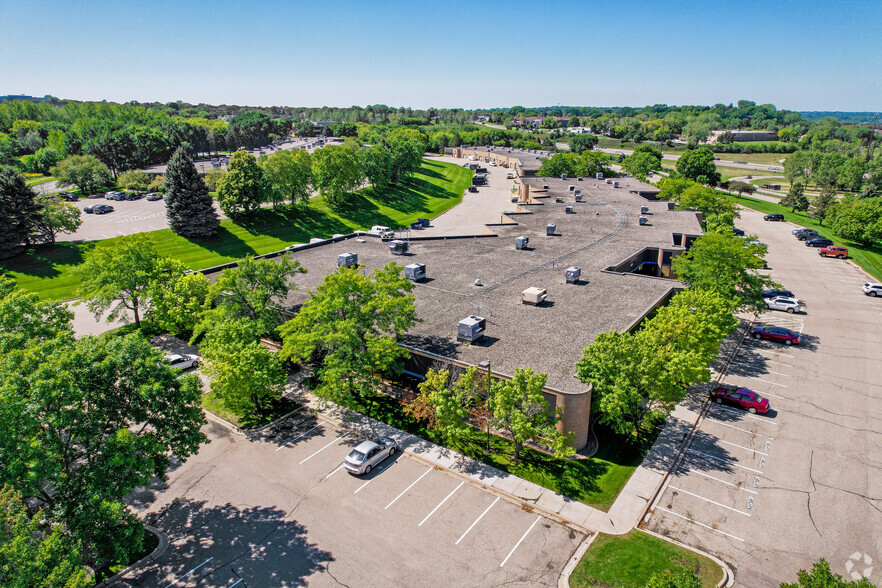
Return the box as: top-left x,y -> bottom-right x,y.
639,527 -> 735,588
557,531 -> 597,588
202,404 -> 305,437
94,524 -> 169,587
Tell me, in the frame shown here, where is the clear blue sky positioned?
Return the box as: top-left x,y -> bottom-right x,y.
2,0 -> 880,111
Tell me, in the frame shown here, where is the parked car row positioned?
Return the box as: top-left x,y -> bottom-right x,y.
105,191 -> 142,201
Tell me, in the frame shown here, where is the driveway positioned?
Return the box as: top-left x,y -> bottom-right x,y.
119,414 -> 582,587
645,208 -> 882,587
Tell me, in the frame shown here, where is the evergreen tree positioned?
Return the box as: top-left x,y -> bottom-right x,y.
164,146 -> 220,238
0,167 -> 40,259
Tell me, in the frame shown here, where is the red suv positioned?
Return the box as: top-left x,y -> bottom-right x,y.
819,246 -> 848,259
751,325 -> 800,345
710,386 -> 770,414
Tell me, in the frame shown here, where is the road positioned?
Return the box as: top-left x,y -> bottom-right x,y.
645,208 -> 882,587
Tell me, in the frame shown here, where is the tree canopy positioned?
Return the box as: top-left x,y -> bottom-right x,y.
216,150 -> 270,216
310,144 -> 364,206
675,148 -> 721,186
0,167 -> 41,258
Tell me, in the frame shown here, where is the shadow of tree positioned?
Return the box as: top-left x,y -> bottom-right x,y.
183,225 -> 258,259
128,498 -> 333,587
0,241 -> 90,279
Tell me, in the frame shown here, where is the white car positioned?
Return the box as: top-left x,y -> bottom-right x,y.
862,283 -> 882,297
343,437 -> 398,475
165,353 -> 200,370
489,161 -> 497,166
765,296 -> 803,314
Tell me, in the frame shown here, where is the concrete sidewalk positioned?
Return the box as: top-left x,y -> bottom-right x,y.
302,393 -> 687,537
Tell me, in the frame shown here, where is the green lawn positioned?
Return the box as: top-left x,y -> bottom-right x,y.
25,175 -> 56,187
349,390 -> 652,511
570,530 -> 724,588
717,151 -> 788,166
730,193 -> 882,281
202,391 -> 300,429
1,159 -> 472,300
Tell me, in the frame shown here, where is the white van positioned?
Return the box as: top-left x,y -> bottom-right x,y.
369,225 -> 394,239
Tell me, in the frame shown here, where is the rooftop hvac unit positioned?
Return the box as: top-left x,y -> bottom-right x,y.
515,236 -> 529,250
404,263 -> 426,281
337,252 -> 358,267
542,184 -> 549,189
546,224 -> 557,236
389,240 -> 408,255
457,315 -> 486,343
575,194 -> 584,202
640,205 -> 650,214
613,181 -> 620,188
417,218 -> 431,228
639,216 -> 649,226
555,196 -> 564,203
565,205 -> 574,214
596,172 -> 604,179
568,185 -> 575,191
521,287 -> 548,306
561,174 -> 567,180
565,266 -> 581,283
606,179 -> 612,184
574,188 -> 581,196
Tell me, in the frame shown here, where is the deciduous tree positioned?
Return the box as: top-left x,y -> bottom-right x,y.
811,186 -> 837,226
216,150 -> 270,216
33,194 -> 82,243
116,169 -> 149,191
675,148 -> 721,186
358,143 -> 393,190
781,559 -> 874,588
310,144 -> 364,206
148,270 -> 211,335
258,148 -> 312,207
51,155 -> 112,195
828,196 -> 882,246
568,133 -> 598,154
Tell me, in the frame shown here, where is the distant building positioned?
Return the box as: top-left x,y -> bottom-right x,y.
708,130 -> 779,143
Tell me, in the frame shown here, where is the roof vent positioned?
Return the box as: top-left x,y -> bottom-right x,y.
404,263 -> 426,281
521,287 -> 547,306
639,216 -> 649,226
565,266 -> 581,283
389,240 -> 408,255
515,236 -> 529,250
613,181 -> 620,188
457,315 -> 486,342
575,194 -> 584,202
546,224 -> 557,236
640,205 -> 650,214
565,205 -> 574,214
568,185 -> 575,191
596,172 -> 604,179
337,252 -> 358,267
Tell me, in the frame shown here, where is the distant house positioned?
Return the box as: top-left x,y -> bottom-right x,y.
475,115 -> 490,123
708,130 -> 779,143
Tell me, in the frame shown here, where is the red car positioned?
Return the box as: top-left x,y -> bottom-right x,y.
711,386 -> 770,414
751,325 -> 800,345
819,246 -> 848,259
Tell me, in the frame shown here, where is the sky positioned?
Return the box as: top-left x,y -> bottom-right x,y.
2,0 -> 880,111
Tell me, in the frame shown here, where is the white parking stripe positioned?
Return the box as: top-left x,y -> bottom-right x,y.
668,485 -> 751,516
456,497 -> 500,545
324,464 -> 345,479
230,579 -> 243,587
756,389 -> 786,400
703,417 -> 772,438
298,434 -> 346,465
354,461 -> 396,494
655,507 -> 745,542
500,515 -> 542,567
749,376 -> 787,388
276,425 -> 321,451
687,448 -> 762,473
386,468 -> 432,510
163,557 -> 213,588
681,468 -> 758,494
717,438 -> 768,455
712,405 -> 779,424
419,481 -> 464,526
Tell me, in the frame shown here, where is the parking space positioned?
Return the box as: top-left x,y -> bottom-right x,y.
121,415 -> 581,587
646,208 -> 882,587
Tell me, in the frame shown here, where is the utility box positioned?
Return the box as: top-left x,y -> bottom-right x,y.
561,174 -> 567,180
613,181 -> 620,188
565,266 -> 581,283
565,205 -> 574,214
640,205 -> 650,214
521,287 -> 548,305
574,188 -> 581,196
596,172 -> 604,180
575,193 -> 584,202
457,315 -> 486,343
555,196 -> 564,203
404,263 -> 426,281
515,236 -> 529,250
639,216 -> 649,226
337,252 -> 358,268
568,185 -> 575,191
546,224 -> 557,236
389,240 -> 408,255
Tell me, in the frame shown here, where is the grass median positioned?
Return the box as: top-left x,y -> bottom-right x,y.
348,390 -> 653,511
729,193 -> 882,281
570,530 -> 724,587
2,159 -> 473,300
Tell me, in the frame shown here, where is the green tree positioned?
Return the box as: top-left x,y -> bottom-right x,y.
675,148 -> 721,186
200,318 -> 286,412
781,559 -> 875,588
0,167 -> 41,259
541,116 -> 558,129
198,254 -> 305,338
116,169 -> 149,191
622,151 -> 662,181
727,180 -> 756,197
33,194 -> 82,243
330,122 -> 357,137
216,150 -> 270,216
310,144 -> 364,206
148,174 -> 166,193
407,367 -> 485,446
202,167 -> 226,191
293,120 -> 313,137
569,133 -> 598,154
386,128 -> 427,184
828,197 -> 882,246
487,368 -> 573,462
75,234 -> 166,327
147,270 -> 211,334
0,485 -> 91,588
780,182 -> 809,212
673,184 -> 739,229
279,263 -> 416,425
0,276 -> 73,353
811,187 -> 837,226
671,232 -> 772,311
358,143 -> 393,190
51,155 -> 112,195
33,146 -> 62,174
164,146 -> 221,237
258,148 -> 312,207
0,325 -> 205,566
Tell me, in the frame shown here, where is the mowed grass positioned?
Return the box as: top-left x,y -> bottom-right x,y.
351,390 -> 652,511
569,530 -> 724,588
715,165 -> 785,183
1,159 -> 472,300
730,193 -> 882,281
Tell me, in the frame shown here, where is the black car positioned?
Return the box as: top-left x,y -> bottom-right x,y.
733,227 -> 745,236
763,213 -> 785,221
762,289 -> 795,299
93,204 -> 114,214
794,229 -> 818,240
83,205 -> 94,214
805,237 -> 833,248
59,193 -> 79,202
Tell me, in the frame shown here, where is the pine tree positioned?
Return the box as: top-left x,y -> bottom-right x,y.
0,167 -> 40,259
164,146 -> 220,238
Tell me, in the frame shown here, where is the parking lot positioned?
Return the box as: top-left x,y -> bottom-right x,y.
120,412 -> 582,587
646,208 -> 882,587
58,195 -> 175,242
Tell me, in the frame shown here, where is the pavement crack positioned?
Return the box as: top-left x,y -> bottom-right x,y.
324,561 -> 351,588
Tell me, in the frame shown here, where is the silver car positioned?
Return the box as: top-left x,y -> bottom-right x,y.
164,353 -> 200,370
343,437 -> 398,475
765,296 -> 803,314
